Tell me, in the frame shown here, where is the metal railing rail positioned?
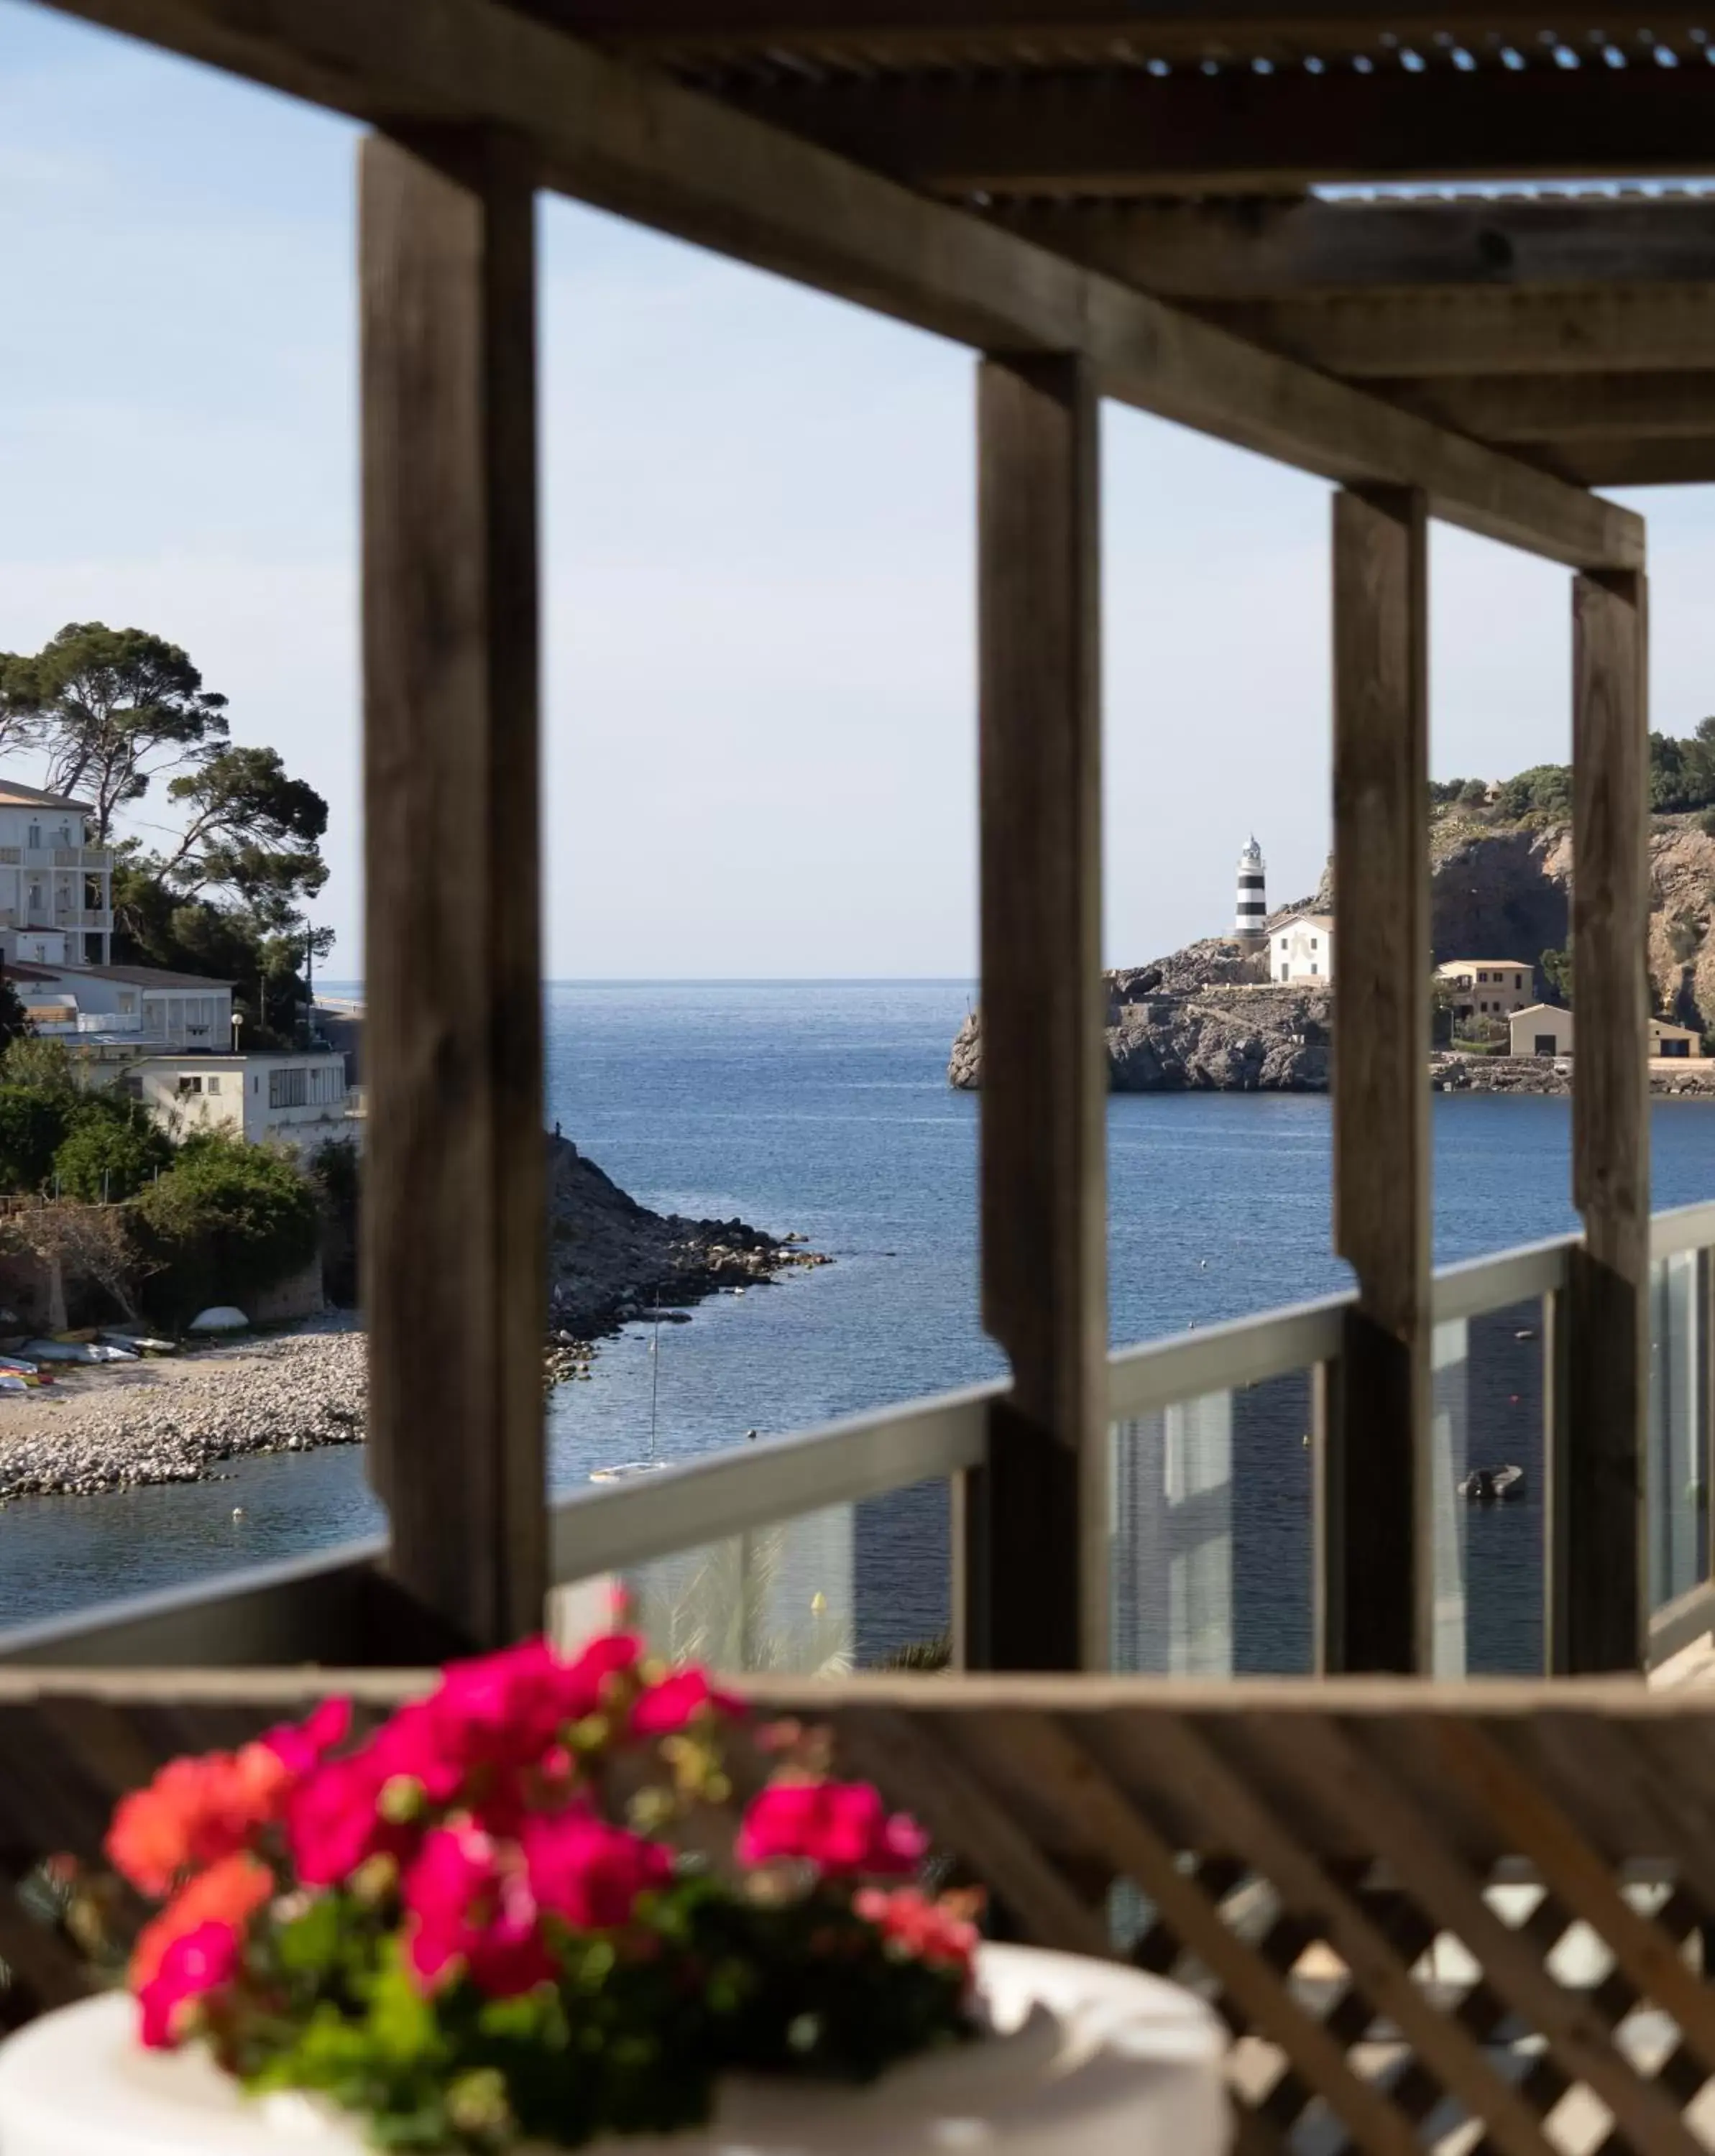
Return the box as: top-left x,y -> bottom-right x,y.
549,1378 -> 996,1586
1649,1197 -> 1715,1263
1430,1234 -> 1573,1325
1108,1291 -> 1348,1424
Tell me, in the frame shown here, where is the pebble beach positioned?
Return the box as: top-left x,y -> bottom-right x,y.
0,1318 -> 367,1502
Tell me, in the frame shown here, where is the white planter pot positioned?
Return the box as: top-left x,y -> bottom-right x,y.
0,1945 -> 1227,2156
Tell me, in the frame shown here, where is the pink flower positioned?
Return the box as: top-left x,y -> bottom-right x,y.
131,1853 -> 272,1989
403,1823 -> 552,1999
284,1750 -> 402,1886
737,1781 -> 928,1877
259,1697 -> 351,1779
522,1812 -> 671,1930
431,1634 -> 640,1766
137,1920 -> 242,2050
630,1669 -> 741,1737
855,1886 -> 980,1975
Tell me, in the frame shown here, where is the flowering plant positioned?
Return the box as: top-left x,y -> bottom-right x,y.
104,1631 -> 980,2150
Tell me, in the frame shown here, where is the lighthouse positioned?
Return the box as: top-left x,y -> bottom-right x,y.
1234,836 -> 1266,950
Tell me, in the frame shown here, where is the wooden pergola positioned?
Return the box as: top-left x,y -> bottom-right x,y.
24,0 -> 1693,1675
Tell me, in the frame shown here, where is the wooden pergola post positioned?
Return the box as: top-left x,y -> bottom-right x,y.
1323,485 -> 1433,1673
1561,567 -> 1650,1672
359,127 -> 548,1652
962,353 -> 1108,1672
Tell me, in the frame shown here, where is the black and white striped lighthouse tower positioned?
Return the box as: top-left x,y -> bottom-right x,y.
1234,835 -> 1266,950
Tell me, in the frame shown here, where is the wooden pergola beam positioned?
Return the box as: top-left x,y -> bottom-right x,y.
529,1 -> 1715,62
1371,372 -> 1715,445
993,199 -> 1715,304
719,69 -> 1715,196
40,0 -> 1642,571
1205,288 -> 1715,379
1550,438 -> 1715,486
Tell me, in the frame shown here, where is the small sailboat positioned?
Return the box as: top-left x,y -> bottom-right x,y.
590,1296 -> 670,1483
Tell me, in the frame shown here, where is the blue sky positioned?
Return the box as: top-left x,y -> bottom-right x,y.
6,1 -> 1715,979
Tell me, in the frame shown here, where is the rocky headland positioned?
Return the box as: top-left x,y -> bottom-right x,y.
546,1133 -> 827,1337
950,803 -> 1715,1095
0,1141 -> 825,1503
949,967 -> 1330,1094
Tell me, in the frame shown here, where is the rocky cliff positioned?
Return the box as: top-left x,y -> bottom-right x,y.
949,807 -> 1715,1092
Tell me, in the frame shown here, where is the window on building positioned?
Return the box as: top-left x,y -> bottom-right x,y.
177,1075 -> 203,1095
1310,962 -> 1318,976
1310,937 -> 1318,949
270,1067 -> 308,1110
1279,966 -> 1288,981
206,1076 -> 221,1095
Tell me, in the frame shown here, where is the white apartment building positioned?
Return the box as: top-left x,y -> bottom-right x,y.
130,1051 -> 355,1150
0,781 -> 112,969
1271,913 -> 1334,984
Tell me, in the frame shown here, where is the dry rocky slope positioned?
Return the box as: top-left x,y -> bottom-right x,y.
0,1142 -> 824,1503
948,808 -> 1715,1095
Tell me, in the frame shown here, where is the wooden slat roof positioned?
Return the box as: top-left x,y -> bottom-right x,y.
520,0 -> 1715,489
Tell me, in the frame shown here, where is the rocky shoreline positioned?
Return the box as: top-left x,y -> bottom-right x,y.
0,1140 -> 827,1504
1433,1054 -> 1715,1097
952,994 -> 1715,1100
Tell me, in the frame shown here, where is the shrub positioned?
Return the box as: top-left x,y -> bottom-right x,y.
1699,807 -> 1715,838
0,1084 -> 73,1192
52,1111 -> 172,1203
0,1037 -> 78,1097
1494,763 -> 1573,822
129,1134 -> 321,1324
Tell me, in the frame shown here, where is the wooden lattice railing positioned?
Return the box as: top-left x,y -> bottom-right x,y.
9,1668 -> 1715,2156
748,1674 -> 1715,2156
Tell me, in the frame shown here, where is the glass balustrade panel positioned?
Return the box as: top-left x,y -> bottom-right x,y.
1109,1368 -> 1314,1676
551,1478 -> 952,1675
1648,1249 -> 1708,1615
1430,1298 -> 1546,1676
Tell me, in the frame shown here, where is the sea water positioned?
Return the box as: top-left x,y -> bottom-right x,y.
1,981 -> 1711,1667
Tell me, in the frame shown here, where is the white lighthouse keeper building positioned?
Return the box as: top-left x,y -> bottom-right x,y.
1234,836 -> 1267,951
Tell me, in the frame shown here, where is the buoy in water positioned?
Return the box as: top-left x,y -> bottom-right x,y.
231,1506 -> 246,1521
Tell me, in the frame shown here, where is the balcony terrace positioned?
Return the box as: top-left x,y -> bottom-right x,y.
6,3 -> 1715,2146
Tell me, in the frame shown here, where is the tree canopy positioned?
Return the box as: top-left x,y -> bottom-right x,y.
0,623 -> 229,842
1478,723 -> 1715,826
0,623 -> 336,1046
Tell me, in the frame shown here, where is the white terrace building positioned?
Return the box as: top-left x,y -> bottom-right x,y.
11,961 -> 233,1051
132,1051 -> 354,1151
1271,913 -> 1334,984
0,780 -> 113,969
